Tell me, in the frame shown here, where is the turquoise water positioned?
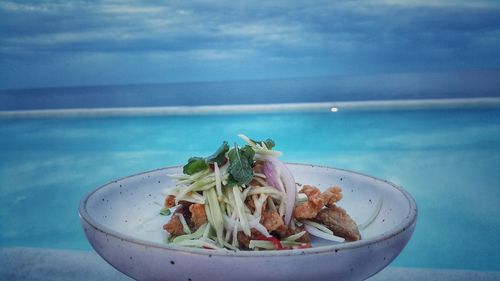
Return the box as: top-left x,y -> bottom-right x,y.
0,107 -> 499,271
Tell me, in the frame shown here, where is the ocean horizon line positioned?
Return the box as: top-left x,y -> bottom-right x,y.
1,97 -> 499,118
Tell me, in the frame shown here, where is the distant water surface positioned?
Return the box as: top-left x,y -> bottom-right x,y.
1,72 -> 499,110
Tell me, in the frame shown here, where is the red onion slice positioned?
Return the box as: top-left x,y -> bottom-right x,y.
262,156 -> 297,225
263,160 -> 285,193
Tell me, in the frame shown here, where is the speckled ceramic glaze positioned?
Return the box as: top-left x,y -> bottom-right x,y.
79,164 -> 417,281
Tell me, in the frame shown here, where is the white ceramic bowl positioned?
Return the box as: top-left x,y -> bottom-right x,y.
79,164 -> 417,281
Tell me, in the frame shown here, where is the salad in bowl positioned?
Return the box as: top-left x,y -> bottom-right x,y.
161,134 -> 376,251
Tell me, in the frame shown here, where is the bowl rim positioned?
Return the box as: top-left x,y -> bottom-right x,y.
79,163 -> 417,257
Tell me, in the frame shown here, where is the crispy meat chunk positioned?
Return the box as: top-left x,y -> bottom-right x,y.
274,225 -> 311,243
236,232 -> 250,249
253,161 -> 265,173
249,177 -> 267,187
293,185 -> 325,220
189,203 -> 208,229
163,204 -> 198,237
237,229 -> 262,250
164,195 -> 176,208
164,195 -> 192,208
293,226 -> 311,243
173,205 -> 192,222
163,216 -> 184,236
322,186 -> 343,206
261,208 -> 284,232
273,224 -> 288,238
246,194 -> 269,214
249,161 -> 266,186
245,197 -> 257,213
313,205 -> 361,241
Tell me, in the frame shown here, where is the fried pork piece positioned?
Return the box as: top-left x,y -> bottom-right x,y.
274,225 -> 311,243
163,205 -> 193,237
163,215 -> 184,236
174,205 -> 192,223
237,229 -> 262,249
322,186 -> 343,206
313,205 -> 361,241
253,160 -> 265,173
189,203 -> 208,229
260,208 -> 284,232
249,161 -> 267,187
245,197 -> 257,213
164,195 -> 193,208
249,177 -> 267,187
164,195 -> 176,208
293,185 -> 325,219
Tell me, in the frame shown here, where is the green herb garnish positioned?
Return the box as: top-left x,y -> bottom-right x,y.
250,138 -> 275,150
182,141 -> 229,175
227,144 -> 255,187
183,157 -> 209,175
205,141 -> 229,166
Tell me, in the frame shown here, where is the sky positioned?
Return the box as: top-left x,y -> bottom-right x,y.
1,0 -> 500,89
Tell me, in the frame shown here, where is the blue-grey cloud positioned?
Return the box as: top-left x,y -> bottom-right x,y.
1,0 -> 499,88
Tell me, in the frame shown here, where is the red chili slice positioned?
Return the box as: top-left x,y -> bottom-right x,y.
256,235 -> 286,250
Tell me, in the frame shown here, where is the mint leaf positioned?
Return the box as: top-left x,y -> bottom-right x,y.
227,144 -> 255,186
241,144 -> 256,158
183,157 -> 208,175
182,141 -> 229,175
225,175 -> 238,188
205,141 -> 229,166
250,138 -> 275,150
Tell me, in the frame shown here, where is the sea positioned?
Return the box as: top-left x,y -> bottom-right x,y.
1,72 -> 500,111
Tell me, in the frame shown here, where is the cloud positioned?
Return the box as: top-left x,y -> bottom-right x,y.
2,1 -> 499,56
1,0 -> 500,88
